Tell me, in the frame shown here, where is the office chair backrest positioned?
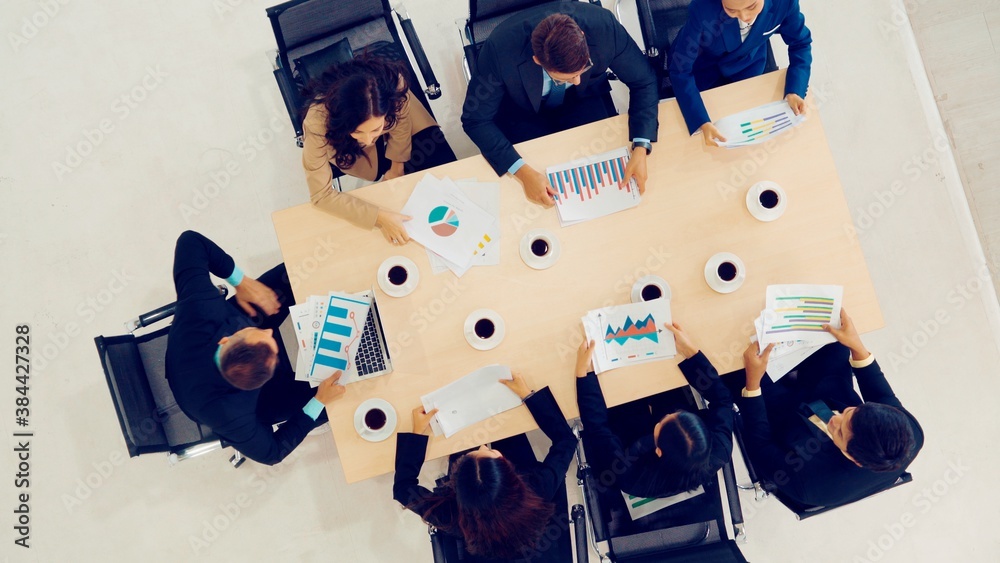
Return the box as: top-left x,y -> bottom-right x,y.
96,325 -> 215,457
468,0 -> 564,45
646,0 -> 692,53
269,0 -> 390,74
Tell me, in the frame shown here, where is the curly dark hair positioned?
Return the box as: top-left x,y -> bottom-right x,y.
304,56 -> 409,170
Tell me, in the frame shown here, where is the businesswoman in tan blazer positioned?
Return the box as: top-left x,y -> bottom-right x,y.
302,57 -> 455,245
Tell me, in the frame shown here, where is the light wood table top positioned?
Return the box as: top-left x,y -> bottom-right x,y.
271,70 -> 881,483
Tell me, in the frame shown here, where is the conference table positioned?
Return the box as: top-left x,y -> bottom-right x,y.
271,70 -> 882,484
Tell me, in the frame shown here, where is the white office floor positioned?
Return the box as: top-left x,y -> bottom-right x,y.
1,0 -> 998,561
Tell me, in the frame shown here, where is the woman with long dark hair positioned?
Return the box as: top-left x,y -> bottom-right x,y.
575,322 -> 734,498
301,57 -> 456,245
393,374 -> 576,560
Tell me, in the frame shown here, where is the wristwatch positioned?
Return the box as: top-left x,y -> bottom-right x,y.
632,140 -> 652,155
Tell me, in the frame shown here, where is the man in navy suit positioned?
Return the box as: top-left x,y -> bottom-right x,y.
668,0 -> 812,145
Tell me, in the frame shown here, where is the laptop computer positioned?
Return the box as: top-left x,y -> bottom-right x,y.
340,289 -> 393,384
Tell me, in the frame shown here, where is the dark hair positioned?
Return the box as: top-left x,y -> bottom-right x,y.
846,403 -> 916,472
531,14 -> 590,74
220,340 -> 276,390
305,56 -> 408,170
415,455 -> 555,559
655,411 -> 713,492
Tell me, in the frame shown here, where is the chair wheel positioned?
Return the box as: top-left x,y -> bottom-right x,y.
229,454 -> 246,468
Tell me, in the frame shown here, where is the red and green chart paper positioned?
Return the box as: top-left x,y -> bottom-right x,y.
546,147 -> 642,227
583,299 -> 677,374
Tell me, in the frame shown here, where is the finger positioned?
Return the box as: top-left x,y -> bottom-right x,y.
761,343 -> 776,360
636,175 -> 646,194
412,406 -> 423,415
238,300 -> 256,316
428,408 -> 439,416
401,215 -> 413,222
498,378 -> 511,386
588,339 -> 595,350
664,323 -> 679,335
331,371 -> 343,382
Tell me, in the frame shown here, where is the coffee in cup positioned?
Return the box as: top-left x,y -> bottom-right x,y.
640,285 -> 662,301
364,408 -> 387,432
759,189 -> 780,209
717,262 -> 738,282
530,238 -> 550,257
474,318 -> 496,339
388,265 -> 408,286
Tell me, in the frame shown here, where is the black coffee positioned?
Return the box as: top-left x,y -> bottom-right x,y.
388,265 -> 408,286
530,239 -> 549,257
717,262 -> 738,282
641,285 -> 662,301
474,319 -> 495,339
759,189 -> 779,209
364,408 -> 387,431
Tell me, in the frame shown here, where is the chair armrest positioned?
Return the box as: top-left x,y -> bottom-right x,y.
394,4 -> 441,100
634,0 -> 660,58
128,285 -> 228,333
721,461 -> 746,542
272,62 -> 305,147
571,504 -> 588,563
429,526 -> 447,562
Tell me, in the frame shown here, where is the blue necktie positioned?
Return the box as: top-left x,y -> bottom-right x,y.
545,82 -> 566,108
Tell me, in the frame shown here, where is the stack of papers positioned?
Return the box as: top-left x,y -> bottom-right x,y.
289,291 -> 371,387
546,147 -> 641,227
582,300 -> 676,375
402,175 -> 501,277
752,284 -> 844,380
420,365 -> 521,438
713,101 -> 806,148
426,179 -> 501,276
622,486 -> 705,521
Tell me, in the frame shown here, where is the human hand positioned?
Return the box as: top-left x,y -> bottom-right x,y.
743,342 -> 775,391
315,371 -> 346,405
514,166 -> 556,207
375,209 -> 412,246
699,122 -> 727,147
785,93 -> 807,116
664,322 -> 698,359
823,308 -> 869,361
411,406 -> 439,435
622,148 -> 648,194
499,373 -> 532,400
383,161 -> 406,181
575,338 -> 595,378
234,276 -> 280,317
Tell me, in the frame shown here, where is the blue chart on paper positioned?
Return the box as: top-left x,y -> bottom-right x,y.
310,294 -> 367,375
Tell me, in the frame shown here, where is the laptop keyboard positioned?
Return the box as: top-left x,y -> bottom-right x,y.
356,308 -> 387,377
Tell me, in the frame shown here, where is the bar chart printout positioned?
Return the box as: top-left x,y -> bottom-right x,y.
546,147 -> 642,227
583,300 -> 676,374
309,292 -> 371,382
714,101 -> 806,148
759,284 -> 843,346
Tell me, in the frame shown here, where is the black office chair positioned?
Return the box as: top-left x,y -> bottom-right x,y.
426,463 -> 589,562
94,286 -> 245,468
266,0 -> 443,157
460,0 -> 604,80
574,385 -> 748,563
624,0 -> 777,100
731,406 -> 914,520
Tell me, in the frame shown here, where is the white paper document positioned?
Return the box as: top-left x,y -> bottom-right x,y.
749,322 -> 824,382
759,284 -> 843,346
427,179 -> 501,275
402,174 -> 500,273
582,299 -> 676,375
546,147 -> 641,227
622,486 -> 705,520
307,291 -> 371,383
713,101 -> 805,148
421,365 -> 520,438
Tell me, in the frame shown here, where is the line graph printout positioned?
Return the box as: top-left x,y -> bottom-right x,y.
759,284 -> 843,346
714,101 -> 805,148
583,300 -> 676,374
546,147 -> 641,227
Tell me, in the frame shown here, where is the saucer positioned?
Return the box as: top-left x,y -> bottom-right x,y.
631,275 -> 672,303
519,229 -> 561,270
704,252 -> 746,294
464,309 -> 506,351
746,181 -> 788,222
354,398 -> 398,443
377,256 -> 419,298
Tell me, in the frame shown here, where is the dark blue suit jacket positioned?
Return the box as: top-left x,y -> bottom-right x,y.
668,0 -> 812,134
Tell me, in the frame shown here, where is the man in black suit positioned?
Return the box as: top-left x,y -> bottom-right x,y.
165,231 -> 343,466
739,309 -> 923,508
462,2 -> 658,207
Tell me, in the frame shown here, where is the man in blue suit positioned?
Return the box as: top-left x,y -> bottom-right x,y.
668,0 -> 812,145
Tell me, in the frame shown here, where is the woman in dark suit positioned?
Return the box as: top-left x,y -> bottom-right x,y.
668,0 -> 813,145
393,374 -> 576,560
575,323 -> 734,498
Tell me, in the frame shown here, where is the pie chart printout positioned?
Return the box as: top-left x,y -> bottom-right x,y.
429,205 -> 460,237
